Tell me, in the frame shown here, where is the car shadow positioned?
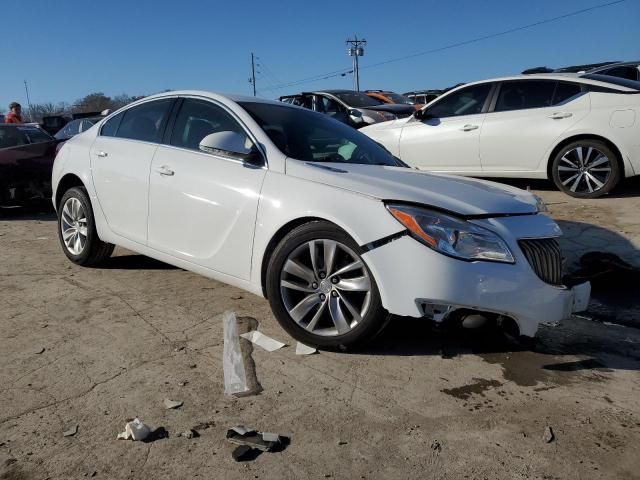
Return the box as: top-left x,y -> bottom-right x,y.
101,254 -> 179,270
0,204 -> 56,221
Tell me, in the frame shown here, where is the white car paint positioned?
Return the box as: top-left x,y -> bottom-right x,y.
53,91 -> 590,339
362,74 -> 640,179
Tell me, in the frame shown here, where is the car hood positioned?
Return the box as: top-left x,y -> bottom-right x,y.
285,162 -> 539,216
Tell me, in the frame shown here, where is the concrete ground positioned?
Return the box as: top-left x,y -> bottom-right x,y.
1,178 -> 639,480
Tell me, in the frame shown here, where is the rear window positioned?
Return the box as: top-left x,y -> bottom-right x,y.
19,126 -> 53,144
581,74 -> 640,92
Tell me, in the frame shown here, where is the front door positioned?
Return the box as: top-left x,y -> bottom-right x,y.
398,83 -> 493,173
147,98 -> 267,280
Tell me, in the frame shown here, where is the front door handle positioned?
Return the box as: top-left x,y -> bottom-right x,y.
156,166 -> 175,176
460,124 -> 479,131
548,112 -> 573,119
96,151 -> 108,158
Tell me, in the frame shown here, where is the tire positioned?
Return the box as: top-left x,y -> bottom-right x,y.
551,139 -> 621,198
57,186 -> 114,266
265,221 -> 390,350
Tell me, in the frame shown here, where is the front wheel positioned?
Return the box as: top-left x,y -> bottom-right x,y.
551,140 -> 621,198
57,187 -> 114,266
265,221 -> 389,349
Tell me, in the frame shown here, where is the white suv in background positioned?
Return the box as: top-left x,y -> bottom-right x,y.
362,74 -> 640,198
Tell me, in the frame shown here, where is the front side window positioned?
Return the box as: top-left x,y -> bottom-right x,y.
494,81 -> 556,112
170,99 -> 250,152
239,101 -> 404,167
427,84 -> 492,118
56,120 -> 81,139
115,99 -> 173,143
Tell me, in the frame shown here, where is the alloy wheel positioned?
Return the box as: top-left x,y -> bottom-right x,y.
279,239 -> 372,336
556,146 -> 612,195
60,197 -> 88,255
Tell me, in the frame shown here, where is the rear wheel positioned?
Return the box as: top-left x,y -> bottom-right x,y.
551,140 -> 621,198
266,221 -> 389,349
57,187 -> 114,266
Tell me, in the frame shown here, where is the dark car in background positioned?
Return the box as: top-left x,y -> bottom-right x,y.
54,116 -> 102,140
523,60 -> 639,81
364,90 -> 421,109
0,124 -> 58,207
279,90 -> 415,128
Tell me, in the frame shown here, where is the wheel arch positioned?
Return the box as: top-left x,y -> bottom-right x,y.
260,216 -> 349,298
55,173 -> 85,210
546,134 -> 624,180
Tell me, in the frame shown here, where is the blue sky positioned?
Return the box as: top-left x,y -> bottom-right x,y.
1,0 -> 638,113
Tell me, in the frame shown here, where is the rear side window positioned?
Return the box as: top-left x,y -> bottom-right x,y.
101,112 -> 124,137
427,84 -> 492,118
0,126 -> 28,148
21,127 -> 53,144
552,82 -> 582,105
495,81 -> 555,112
115,99 -> 173,143
170,98 -> 250,152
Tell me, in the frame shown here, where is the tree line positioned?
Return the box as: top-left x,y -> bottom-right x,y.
25,92 -> 146,122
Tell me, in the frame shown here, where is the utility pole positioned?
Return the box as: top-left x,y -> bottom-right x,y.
346,36 -> 366,91
23,80 -> 33,122
249,53 -> 256,97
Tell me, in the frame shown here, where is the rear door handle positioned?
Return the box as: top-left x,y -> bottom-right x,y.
548,112 -> 573,119
460,124 -> 479,131
156,165 -> 174,176
96,151 -> 108,158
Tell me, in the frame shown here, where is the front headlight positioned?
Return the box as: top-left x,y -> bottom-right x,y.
533,194 -> 548,213
386,204 -> 514,263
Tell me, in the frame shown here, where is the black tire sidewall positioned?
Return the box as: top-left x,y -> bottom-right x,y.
551,140 -> 620,198
57,187 -> 100,265
266,221 -> 388,349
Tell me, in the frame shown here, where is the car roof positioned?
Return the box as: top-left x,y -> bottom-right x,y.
587,60 -> 640,71
447,73 -> 638,92
138,90 -> 288,107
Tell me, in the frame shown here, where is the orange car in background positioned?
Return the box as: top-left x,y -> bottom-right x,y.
364,90 -> 423,110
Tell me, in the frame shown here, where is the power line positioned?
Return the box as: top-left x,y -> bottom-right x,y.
360,0 -> 627,71
261,0 -> 626,92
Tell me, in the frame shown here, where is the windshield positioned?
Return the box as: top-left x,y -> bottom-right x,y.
581,74 -> 640,91
331,91 -> 383,108
384,92 -> 415,105
239,102 -> 405,167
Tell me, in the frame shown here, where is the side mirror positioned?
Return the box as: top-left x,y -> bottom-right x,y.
413,109 -> 430,120
199,131 -> 263,166
348,108 -> 364,125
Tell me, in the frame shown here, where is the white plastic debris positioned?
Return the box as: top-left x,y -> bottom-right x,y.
240,331 -> 286,352
223,311 -> 249,395
117,418 -> 150,441
163,398 -> 183,409
295,342 -> 317,355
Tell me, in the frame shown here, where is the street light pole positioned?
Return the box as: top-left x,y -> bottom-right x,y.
23,80 -> 33,122
346,36 -> 366,91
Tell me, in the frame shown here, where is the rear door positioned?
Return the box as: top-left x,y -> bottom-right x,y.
147,97 -> 267,279
479,80 -> 589,173
90,98 -> 174,245
398,83 -> 493,172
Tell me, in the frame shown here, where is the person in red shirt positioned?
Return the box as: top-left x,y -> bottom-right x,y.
5,102 -> 23,123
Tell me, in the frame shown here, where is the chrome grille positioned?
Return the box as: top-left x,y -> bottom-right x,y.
518,238 -> 563,286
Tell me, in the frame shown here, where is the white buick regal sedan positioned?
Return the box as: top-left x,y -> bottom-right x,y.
362,74 -> 640,198
52,91 -> 590,348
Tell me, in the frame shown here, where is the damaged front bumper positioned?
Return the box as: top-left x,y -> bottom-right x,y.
362,214 -> 591,338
